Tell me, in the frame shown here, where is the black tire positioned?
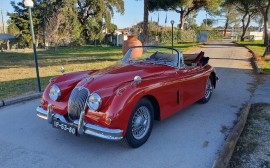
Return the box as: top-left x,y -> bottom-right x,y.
200,76 -> 214,104
124,98 -> 154,148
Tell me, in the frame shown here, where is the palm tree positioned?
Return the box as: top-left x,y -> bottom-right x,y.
142,0 -> 149,45
137,0 -> 149,45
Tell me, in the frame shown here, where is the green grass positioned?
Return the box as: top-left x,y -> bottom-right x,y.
262,61 -> 270,73
0,43 -> 199,100
236,40 -> 265,57
236,40 -> 270,73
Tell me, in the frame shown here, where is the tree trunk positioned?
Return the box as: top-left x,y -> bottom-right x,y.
83,28 -> 90,44
43,18 -> 46,49
224,18 -> 229,37
242,15 -> 252,41
179,11 -> 185,30
263,13 -> 269,46
7,40 -> 10,50
240,12 -> 248,41
142,0 -> 149,45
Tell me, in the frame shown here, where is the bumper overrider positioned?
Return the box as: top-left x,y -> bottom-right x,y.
36,105 -> 123,140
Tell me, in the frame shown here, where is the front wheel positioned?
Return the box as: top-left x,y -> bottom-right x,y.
200,76 -> 214,104
124,98 -> 154,148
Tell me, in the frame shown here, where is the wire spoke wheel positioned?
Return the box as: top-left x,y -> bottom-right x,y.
205,78 -> 213,99
131,106 -> 150,140
125,98 -> 154,148
200,76 -> 214,104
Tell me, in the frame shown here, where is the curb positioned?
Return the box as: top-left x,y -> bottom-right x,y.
241,45 -> 263,74
212,104 -> 251,168
0,92 -> 43,108
251,58 -> 263,74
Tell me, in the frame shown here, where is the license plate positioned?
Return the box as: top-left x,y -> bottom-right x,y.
52,119 -> 77,135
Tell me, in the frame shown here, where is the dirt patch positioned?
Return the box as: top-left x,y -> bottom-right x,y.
229,103 -> 270,168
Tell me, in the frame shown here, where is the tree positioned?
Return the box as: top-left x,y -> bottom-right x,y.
253,0 -> 270,45
149,0 -> 221,30
135,0 -> 149,44
8,0 -> 124,47
44,0 -> 81,47
218,3 -> 239,36
185,13 -> 198,30
134,21 -> 160,32
107,23 -> 118,33
202,19 -> 214,28
77,0 -> 124,43
254,14 -> 263,31
225,0 -> 258,41
143,0 -> 149,44
8,1 -> 40,47
7,21 -> 20,36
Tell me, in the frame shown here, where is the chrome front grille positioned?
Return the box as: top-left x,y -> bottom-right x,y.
68,87 -> 89,121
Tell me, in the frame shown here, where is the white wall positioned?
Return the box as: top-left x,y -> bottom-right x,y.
250,32 -> 263,40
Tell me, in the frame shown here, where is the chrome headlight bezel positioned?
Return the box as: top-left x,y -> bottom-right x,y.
49,84 -> 61,101
87,92 -> 102,111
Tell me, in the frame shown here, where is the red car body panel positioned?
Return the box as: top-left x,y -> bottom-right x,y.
41,60 -> 216,135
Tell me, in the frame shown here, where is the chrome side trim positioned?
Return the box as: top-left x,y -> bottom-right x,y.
36,106 -> 123,141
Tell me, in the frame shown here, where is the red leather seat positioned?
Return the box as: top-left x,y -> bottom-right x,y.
192,51 -> 204,64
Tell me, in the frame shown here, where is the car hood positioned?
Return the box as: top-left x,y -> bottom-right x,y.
76,62 -> 172,91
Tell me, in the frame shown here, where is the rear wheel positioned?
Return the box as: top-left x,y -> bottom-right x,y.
124,98 -> 154,148
200,76 -> 214,104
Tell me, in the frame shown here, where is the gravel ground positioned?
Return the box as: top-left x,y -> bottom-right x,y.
229,104 -> 270,168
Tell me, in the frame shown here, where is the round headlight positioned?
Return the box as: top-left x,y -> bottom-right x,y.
88,93 -> 102,111
49,84 -> 61,101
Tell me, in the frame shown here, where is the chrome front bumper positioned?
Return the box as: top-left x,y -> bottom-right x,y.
36,106 -> 123,141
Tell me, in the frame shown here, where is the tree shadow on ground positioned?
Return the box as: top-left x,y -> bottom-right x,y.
0,76 -> 53,100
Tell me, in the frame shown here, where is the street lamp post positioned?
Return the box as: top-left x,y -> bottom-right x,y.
170,20 -> 174,50
24,0 -> 41,92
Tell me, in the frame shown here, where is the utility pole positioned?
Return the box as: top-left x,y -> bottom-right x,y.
24,0 -> 42,92
1,9 -> 5,33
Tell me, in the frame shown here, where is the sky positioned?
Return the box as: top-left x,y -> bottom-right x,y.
1,0 -> 226,29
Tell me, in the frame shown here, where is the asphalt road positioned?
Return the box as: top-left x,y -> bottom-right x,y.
0,40 -> 256,168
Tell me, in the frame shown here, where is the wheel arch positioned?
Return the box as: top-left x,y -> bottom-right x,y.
143,95 -> 160,121
210,72 -> 217,88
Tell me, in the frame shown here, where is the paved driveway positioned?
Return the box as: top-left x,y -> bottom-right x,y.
0,40 -> 256,168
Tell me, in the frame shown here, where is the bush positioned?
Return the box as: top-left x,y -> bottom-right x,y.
69,38 -> 85,47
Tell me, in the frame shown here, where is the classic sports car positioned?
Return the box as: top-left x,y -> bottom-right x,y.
36,46 -> 218,148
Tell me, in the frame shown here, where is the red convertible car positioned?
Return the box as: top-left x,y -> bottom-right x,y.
37,46 -> 218,148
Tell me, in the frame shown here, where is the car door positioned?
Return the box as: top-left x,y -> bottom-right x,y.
177,66 -> 207,109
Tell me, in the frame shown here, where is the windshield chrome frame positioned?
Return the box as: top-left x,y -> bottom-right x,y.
122,46 -> 184,69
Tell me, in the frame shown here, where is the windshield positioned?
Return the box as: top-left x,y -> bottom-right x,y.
122,46 -> 182,68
